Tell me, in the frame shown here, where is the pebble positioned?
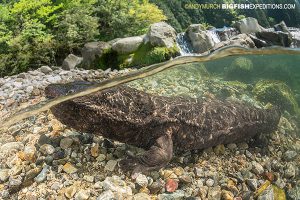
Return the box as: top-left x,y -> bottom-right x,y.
283,150 -> 297,161
74,189 -> 90,200
238,142 -> 249,150
83,175 -> 94,183
157,190 -> 185,200
64,185 -> 77,199
104,160 -> 118,171
9,175 -> 23,187
133,193 -> 151,200
284,163 -> 296,178
91,143 -> 99,157
34,165 -> 48,183
252,161 -> 264,175
207,186 -> 222,200
51,182 -> 61,190
222,190 -> 234,200
97,190 -> 115,200
246,179 -> 257,191
60,137 -> 73,149
39,144 -> 55,155
180,173 -> 193,183
165,179 -> 178,192
135,173 -> 148,187
1,142 -> 24,153
62,162 -> 78,174
0,169 -> 10,182
102,176 -> 132,197
257,185 -> 274,200
214,144 -> 225,155
23,145 -> 37,163
40,66 -> 53,74
149,180 -> 164,194
96,154 -> 106,162
206,178 -> 215,187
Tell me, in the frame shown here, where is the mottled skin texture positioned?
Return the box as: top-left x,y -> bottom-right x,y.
45,81 -> 281,173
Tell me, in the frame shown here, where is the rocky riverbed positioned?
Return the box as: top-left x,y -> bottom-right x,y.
0,65 -> 299,200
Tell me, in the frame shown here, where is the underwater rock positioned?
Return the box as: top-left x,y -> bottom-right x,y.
225,57 -> 253,82
253,80 -> 300,115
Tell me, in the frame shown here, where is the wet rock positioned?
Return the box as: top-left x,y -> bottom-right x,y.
274,21 -> 289,33
9,165 -> 23,176
165,178 -> 178,193
97,190 -> 115,200
96,154 -> 106,162
23,145 -> 36,163
213,144 -> 225,155
284,163 -> 296,178
246,179 -> 257,191
62,54 -> 83,70
62,162 -> 78,174
256,31 -> 292,47
286,184 -> 300,200
157,190 -> 185,200
60,137 -> 73,150
34,165 -> 48,183
102,176 -> 132,197
39,144 -> 55,155
149,179 -> 164,194
83,175 -> 94,183
252,161 -> 264,175
222,190 -> 234,200
23,167 -> 42,186
8,175 -> 22,188
207,186 -> 222,200
51,182 -> 61,190
206,178 -> 215,187
104,160 -> 118,171
212,34 -> 255,51
133,193 -> 151,200
47,75 -> 62,84
1,142 -> 24,153
40,66 -> 53,74
90,143 -> 99,157
136,173 -> 148,187
257,185 -> 274,200
0,169 -> 10,182
65,185 -> 77,199
237,142 -> 249,150
74,189 -> 89,200
283,150 -> 297,161
180,173 -> 193,184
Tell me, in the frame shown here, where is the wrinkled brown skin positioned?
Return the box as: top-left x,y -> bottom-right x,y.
45,81 -> 281,174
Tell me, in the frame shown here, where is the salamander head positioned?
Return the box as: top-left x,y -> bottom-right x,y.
45,81 -> 96,99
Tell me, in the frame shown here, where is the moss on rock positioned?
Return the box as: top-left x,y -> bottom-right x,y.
253,80 -> 300,115
225,57 -> 253,82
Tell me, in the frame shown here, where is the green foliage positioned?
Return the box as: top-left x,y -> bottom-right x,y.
95,0 -> 166,41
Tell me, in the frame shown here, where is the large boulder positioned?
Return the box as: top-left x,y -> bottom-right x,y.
186,24 -> 216,53
256,31 -> 292,47
112,36 -> 144,54
146,22 -> 177,48
62,54 -> 83,70
216,27 -> 239,41
234,17 -> 264,34
212,34 -> 256,51
274,21 -> 289,33
81,41 -> 111,69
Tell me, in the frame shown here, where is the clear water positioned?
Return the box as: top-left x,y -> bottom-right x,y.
1,46 -> 299,198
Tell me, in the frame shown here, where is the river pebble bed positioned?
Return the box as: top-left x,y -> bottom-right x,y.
0,66 -> 299,200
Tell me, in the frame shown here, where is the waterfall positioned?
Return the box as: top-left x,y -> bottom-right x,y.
207,29 -> 221,44
176,32 -> 195,56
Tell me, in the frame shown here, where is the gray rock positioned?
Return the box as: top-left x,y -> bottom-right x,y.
83,175 -> 94,183
1,190 -> 9,199
51,182 -> 61,190
206,178 -> 214,187
186,24 -> 215,53
1,142 -> 24,153
97,190 -> 115,200
212,34 -> 255,51
256,31 -> 292,47
8,175 -> 22,187
34,165 -> 48,183
274,21 -> 289,33
227,143 -> 237,150
81,41 -> 111,69
112,36 -> 143,54
135,173 -> 148,187
251,161 -> 264,175
147,22 -> 177,48
0,169 -> 10,182
60,137 -> 73,150
284,163 -> 296,178
286,184 -> 300,200
234,17 -> 264,34
39,144 -> 55,155
75,189 -> 90,200
246,179 -> 257,191
157,190 -> 185,200
102,176 -> 132,198
62,54 -> 83,70
40,66 -> 53,74
283,150 -> 297,161
46,75 -> 62,83
257,185 -> 274,200
104,160 -> 118,172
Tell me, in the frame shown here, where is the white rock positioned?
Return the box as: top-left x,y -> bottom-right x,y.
1,142 -> 24,153
135,173 -> 148,187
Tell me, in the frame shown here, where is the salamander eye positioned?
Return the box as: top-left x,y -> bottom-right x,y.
67,89 -> 75,94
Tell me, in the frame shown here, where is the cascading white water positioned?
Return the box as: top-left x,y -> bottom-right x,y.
176,32 -> 195,56
207,29 -> 221,44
